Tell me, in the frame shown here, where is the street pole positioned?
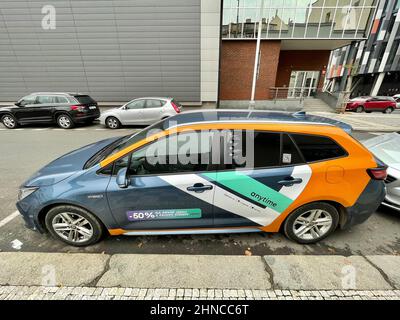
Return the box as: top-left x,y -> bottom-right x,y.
249,0 -> 264,109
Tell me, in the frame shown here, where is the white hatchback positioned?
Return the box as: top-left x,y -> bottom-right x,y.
99,97 -> 182,129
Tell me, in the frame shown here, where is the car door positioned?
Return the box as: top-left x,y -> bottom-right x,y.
121,99 -> 146,124
105,130 -> 219,231
13,95 -> 39,122
33,95 -> 57,122
210,131 -> 312,228
142,99 -> 164,123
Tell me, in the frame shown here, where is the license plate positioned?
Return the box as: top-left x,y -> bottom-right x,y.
89,106 -> 97,110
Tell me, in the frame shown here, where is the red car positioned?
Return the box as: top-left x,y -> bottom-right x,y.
346,96 -> 397,113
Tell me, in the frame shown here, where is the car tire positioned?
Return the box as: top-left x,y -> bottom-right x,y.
1,114 -> 18,129
56,114 -> 75,129
283,202 -> 339,244
45,205 -> 104,247
105,116 -> 121,129
355,106 -> 364,113
384,107 -> 394,114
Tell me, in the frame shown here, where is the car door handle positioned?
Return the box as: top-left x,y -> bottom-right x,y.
187,183 -> 213,193
278,177 -> 303,187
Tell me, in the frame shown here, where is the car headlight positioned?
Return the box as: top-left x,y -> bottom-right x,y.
18,187 -> 39,201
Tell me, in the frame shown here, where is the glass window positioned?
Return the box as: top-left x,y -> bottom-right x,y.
126,99 -> 146,109
146,99 -> 163,108
73,95 -> 96,105
234,131 -> 281,168
291,134 -> 347,162
36,96 -> 57,104
127,131 -> 217,176
281,134 -> 304,165
18,95 -> 37,106
56,96 -> 69,103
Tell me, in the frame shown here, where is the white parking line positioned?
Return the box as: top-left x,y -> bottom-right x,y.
0,211 -> 20,228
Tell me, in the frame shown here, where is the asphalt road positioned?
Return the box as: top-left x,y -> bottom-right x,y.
0,123 -> 399,256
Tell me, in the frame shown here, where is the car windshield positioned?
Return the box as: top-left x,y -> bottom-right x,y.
368,134 -> 400,167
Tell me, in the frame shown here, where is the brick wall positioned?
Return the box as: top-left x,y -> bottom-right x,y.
275,50 -> 331,90
219,40 -> 281,100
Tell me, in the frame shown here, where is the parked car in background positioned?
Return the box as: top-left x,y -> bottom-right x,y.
99,97 -> 182,129
363,132 -> 400,212
393,94 -> 400,109
0,92 -> 100,129
346,96 -> 397,113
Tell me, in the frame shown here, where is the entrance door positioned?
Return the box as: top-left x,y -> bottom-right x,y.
288,71 -> 320,98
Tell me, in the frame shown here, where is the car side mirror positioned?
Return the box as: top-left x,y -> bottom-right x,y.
15,102 -> 22,107
116,167 -> 129,188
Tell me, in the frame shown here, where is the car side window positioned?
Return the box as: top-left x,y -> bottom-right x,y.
112,131 -> 218,176
233,131 -> 281,169
56,96 -> 69,103
146,99 -> 163,108
37,96 -> 57,104
291,134 -> 347,162
18,95 -> 37,106
281,134 -> 304,165
126,100 -> 146,109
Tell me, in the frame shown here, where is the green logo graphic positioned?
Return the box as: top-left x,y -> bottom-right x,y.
202,171 -> 293,213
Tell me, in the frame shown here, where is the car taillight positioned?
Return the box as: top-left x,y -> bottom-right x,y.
171,101 -> 181,113
367,167 -> 388,180
70,105 -> 85,112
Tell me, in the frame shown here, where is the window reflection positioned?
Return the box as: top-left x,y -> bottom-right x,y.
221,0 -> 376,39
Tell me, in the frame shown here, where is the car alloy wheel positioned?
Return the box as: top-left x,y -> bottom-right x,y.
292,209 -> 333,241
1,115 -> 17,128
355,106 -> 364,113
384,107 -> 394,114
57,115 -> 73,129
106,116 -> 120,129
51,212 -> 94,244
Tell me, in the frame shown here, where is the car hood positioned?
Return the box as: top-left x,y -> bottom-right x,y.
0,104 -> 18,111
23,136 -> 121,187
101,107 -> 121,115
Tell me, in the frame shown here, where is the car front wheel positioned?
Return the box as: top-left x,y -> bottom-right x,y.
1,114 -> 18,129
45,205 -> 104,247
355,106 -> 364,113
105,116 -> 121,129
283,202 -> 339,244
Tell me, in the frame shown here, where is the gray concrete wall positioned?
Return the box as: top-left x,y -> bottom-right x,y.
0,0 -> 201,102
219,100 -> 303,111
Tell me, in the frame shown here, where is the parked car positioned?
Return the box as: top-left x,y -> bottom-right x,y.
0,92 -> 100,129
99,97 -> 182,129
16,110 -> 386,246
393,94 -> 400,109
346,96 -> 397,113
363,132 -> 400,212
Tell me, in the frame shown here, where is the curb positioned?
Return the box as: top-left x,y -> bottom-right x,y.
0,253 -> 399,290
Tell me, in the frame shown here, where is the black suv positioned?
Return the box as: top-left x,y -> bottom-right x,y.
0,92 -> 100,129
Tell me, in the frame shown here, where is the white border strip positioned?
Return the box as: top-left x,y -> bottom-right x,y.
0,211 -> 20,228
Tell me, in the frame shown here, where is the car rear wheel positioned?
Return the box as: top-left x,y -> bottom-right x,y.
283,202 -> 339,244
56,114 -> 74,129
384,107 -> 394,114
1,114 -> 18,129
355,106 -> 364,113
105,116 -> 121,129
45,205 -> 104,247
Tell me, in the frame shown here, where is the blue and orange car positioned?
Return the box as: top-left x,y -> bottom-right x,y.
16,110 -> 386,246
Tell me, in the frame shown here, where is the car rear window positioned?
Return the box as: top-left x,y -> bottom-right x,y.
291,134 -> 347,162
73,95 -> 97,105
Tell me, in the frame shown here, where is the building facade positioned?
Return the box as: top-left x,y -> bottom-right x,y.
326,0 -> 400,97
0,0 -> 220,104
220,0 -> 377,105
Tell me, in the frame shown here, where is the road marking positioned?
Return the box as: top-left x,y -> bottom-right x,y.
0,211 -> 20,228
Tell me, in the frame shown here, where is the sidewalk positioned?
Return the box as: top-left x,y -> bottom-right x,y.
310,111 -> 400,132
0,253 -> 399,300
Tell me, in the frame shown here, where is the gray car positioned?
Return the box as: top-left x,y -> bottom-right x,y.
99,97 -> 182,129
363,132 -> 400,212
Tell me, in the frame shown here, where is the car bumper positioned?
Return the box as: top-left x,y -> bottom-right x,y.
341,179 -> 386,229
15,201 -> 46,233
72,111 -> 100,122
381,199 -> 400,212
